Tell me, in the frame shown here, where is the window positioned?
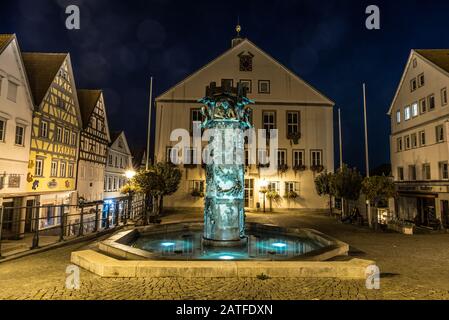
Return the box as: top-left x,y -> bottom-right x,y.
293,150 -> 305,167
184,147 -> 198,164
262,111 -> 276,135
436,125 -> 445,143
419,131 -> 426,146
56,127 -> 62,142
404,135 -> 411,150
68,163 -> 74,178
396,110 -> 401,124
423,163 -> 431,180
428,94 -> 435,110
440,162 -> 449,180
311,150 -> 323,167
397,167 -> 404,181
189,180 -> 205,193
411,133 -> 417,148
418,73 -> 425,87
286,111 -> 300,138
408,165 -> 416,181
40,120 -> 48,138
285,181 -> 299,196
420,98 -> 427,114
268,181 -> 280,193
412,58 -> 417,68
277,149 -> 287,166
71,132 -> 77,146
239,53 -> 253,72
114,156 -> 118,168
7,81 -> 18,102
258,80 -> 270,94
190,108 -> 203,133
0,119 -> 5,142
50,161 -> 58,177
120,157 -> 124,168
166,147 -> 180,164
410,78 -> 417,92
404,106 -> 411,120
60,162 -> 66,177
239,80 -> 252,93
397,137 -> 403,152
221,79 -> 234,88
35,159 -> 43,177
108,154 -> 113,166
15,125 -> 24,146
412,102 -> 419,117
258,149 -> 269,166
442,88 -> 448,106
64,129 -> 70,145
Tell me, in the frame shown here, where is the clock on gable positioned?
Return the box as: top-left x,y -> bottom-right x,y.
239,51 -> 254,72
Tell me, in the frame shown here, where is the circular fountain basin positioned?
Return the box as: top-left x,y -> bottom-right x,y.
99,222 -> 349,262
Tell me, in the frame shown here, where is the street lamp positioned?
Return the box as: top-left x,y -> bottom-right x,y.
125,170 -> 136,180
259,179 -> 268,213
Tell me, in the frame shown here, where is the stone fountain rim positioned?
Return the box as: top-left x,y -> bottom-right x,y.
98,222 -> 350,262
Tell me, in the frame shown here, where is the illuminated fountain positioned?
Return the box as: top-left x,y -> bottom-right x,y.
94,83 -> 350,262
200,81 -> 253,247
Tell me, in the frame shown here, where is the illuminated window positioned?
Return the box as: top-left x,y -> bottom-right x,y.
404,106 -> 411,120
396,110 -> 401,123
412,102 -> 418,117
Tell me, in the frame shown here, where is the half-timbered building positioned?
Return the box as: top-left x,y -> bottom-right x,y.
77,89 -> 111,203
22,53 -> 82,230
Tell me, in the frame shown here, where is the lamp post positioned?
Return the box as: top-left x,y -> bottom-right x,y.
259,179 -> 268,213
124,170 -> 136,224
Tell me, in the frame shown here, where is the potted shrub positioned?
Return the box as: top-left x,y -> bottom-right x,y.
278,164 -> 289,174
191,189 -> 204,198
293,165 -> 307,173
287,132 -> 301,145
311,165 -> 325,173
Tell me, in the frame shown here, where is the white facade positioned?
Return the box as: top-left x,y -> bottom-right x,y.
388,49 -> 449,227
0,35 -> 34,201
155,38 -> 335,211
104,131 -> 133,200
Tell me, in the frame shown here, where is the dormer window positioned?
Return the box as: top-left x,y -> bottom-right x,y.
239,52 -> 254,72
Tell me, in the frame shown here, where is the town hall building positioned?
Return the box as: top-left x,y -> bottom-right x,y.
154,29 -> 335,211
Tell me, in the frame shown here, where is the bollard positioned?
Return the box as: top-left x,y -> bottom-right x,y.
0,206 -> 3,259
79,206 -> 84,236
31,203 -> 40,249
94,203 -> 99,232
59,205 -> 65,242
115,201 -> 120,227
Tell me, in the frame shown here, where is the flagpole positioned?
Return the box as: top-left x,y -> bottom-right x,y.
146,77 -> 153,171
338,108 -> 343,170
363,83 -> 373,228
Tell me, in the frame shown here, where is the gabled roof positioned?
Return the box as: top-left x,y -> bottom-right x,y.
388,49 -> 449,115
0,34 -> 14,54
156,38 -> 334,106
109,130 -> 132,157
0,34 -> 35,111
21,52 -> 68,106
415,49 -> 449,73
77,89 -> 102,128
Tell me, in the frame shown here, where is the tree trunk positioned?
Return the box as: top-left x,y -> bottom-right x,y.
329,195 -> 333,216
159,196 -> 164,216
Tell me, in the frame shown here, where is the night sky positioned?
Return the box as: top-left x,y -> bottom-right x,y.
2,0 -> 449,173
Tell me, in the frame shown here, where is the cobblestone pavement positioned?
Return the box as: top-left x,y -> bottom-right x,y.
1,211 -> 449,300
